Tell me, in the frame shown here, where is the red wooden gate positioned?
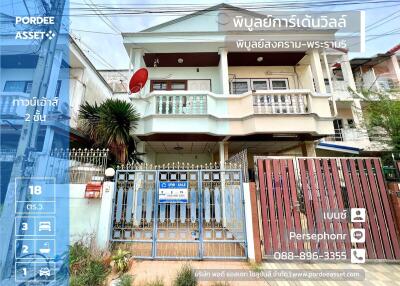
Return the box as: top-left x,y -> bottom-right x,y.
256,157 -> 400,260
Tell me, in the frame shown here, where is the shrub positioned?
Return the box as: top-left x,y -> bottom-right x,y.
69,241 -> 110,286
173,264 -> 197,286
138,277 -> 164,286
117,274 -> 134,286
112,249 -> 131,273
69,242 -> 91,275
249,262 -> 263,273
79,260 -> 109,286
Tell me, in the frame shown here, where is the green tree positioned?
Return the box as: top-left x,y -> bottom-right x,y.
79,99 -> 140,163
363,91 -> 400,151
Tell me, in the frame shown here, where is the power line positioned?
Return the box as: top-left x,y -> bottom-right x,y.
84,0 -> 122,33
60,1 -> 400,17
365,8 -> 400,32
71,32 -> 128,78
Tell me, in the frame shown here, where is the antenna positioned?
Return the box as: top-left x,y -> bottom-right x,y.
129,68 -> 148,97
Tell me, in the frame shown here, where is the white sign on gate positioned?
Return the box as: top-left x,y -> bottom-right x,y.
159,182 -> 188,203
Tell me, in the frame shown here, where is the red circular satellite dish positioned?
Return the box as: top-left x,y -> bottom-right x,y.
129,68 -> 148,93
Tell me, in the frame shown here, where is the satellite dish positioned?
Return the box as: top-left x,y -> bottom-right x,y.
129,68 -> 148,94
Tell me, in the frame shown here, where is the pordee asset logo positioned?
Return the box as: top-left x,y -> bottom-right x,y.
15,16 -> 56,40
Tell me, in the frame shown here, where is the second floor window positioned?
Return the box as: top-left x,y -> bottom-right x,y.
231,81 -> 249,94
3,81 -> 32,93
151,80 -> 187,91
3,80 -> 62,97
230,78 -> 289,94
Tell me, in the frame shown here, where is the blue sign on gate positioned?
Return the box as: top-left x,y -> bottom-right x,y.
159,182 -> 189,203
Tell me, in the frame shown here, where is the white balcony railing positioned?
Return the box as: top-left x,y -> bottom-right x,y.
0,92 -> 30,118
156,93 -> 207,115
252,90 -> 310,114
325,128 -> 369,142
132,89 -> 331,118
0,92 -> 72,124
332,81 -> 350,92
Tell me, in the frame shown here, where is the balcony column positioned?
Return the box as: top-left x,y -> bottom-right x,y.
340,54 -> 356,91
41,49 -> 63,155
219,141 -> 229,227
351,99 -> 363,128
128,48 -> 144,92
218,48 -> 230,95
219,141 -> 229,167
322,51 -> 333,92
308,49 -> 326,93
136,141 -> 147,162
301,141 -> 316,157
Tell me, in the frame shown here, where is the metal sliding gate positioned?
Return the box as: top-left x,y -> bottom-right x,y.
255,157 -> 400,260
111,168 -> 247,260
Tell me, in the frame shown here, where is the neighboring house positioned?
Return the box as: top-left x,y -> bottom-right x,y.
318,44 -> 400,154
100,3 -> 364,167
0,36 -> 113,146
351,44 -> 400,93
0,31 -> 114,202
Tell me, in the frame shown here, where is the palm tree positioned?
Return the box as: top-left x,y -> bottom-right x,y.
78,99 -> 140,163
78,101 -> 100,142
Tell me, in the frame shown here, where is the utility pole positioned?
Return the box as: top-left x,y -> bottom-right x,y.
0,0 -> 67,281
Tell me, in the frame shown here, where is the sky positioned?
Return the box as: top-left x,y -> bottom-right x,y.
2,0 -> 400,69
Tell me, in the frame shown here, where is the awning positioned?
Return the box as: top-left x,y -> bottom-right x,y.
317,142 -> 361,154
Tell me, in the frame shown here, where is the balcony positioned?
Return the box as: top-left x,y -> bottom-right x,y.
252,90 -> 310,114
0,92 -> 29,118
156,93 -> 207,115
325,128 -> 369,142
130,89 -> 334,136
0,92 -> 74,127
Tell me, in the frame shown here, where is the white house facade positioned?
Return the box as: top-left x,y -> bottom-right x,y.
98,4 -> 376,167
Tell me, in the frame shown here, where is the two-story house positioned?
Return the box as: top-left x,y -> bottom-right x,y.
100,3 -> 365,168
319,44 -> 400,155
0,32 -> 113,203
351,44 -> 400,93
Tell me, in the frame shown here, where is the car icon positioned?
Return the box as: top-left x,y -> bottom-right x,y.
38,267 -> 51,277
38,221 -> 52,232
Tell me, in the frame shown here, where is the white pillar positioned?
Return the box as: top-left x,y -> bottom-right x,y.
322,51 -> 337,116
218,48 -> 230,95
340,54 -> 356,91
41,49 -> 63,156
128,48 -> 144,93
322,51 -> 333,93
219,141 -> 229,227
219,141 -> 229,167
308,49 -> 327,93
351,98 -> 363,128
301,141 -> 316,157
243,183 -> 255,261
132,48 -> 144,72
136,141 -> 148,163
96,182 -> 115,249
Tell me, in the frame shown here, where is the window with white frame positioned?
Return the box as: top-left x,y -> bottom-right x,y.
3,81 -> 32,93
270,79 -> 289,90
3,80 -> 61,96
231,80 -> 250,94
251,79 -> 269,90
230,78 -> 289,94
